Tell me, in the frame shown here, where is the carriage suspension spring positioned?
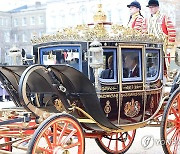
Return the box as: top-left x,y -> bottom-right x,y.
47,68 -> 66,93
103,132 -> 128,142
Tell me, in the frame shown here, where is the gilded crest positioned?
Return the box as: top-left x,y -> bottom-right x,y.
124,98 -> 140,118
53,99 -> 65,112
104,100 -> 111,117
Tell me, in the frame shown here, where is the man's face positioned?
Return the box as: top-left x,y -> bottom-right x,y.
129,6 -> 139,15
124,56 -> 133,69
148,6 -> 159,15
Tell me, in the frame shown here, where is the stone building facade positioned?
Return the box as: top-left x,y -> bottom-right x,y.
0,2 -> 46,64
0,12 -> 12,64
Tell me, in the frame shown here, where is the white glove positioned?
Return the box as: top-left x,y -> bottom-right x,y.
166,48 -> 171,54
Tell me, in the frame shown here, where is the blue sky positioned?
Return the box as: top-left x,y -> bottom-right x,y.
0,0 -> 148,11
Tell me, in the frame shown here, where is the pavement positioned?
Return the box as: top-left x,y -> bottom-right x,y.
0,101 -> 169,154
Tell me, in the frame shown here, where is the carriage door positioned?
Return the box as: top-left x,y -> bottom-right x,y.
98,48 -> 119,123
144,48 -> 163,120
120,45 -> 144,125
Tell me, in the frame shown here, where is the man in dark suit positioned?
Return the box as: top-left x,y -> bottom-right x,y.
100,56 -> 114,79
123,54 -> 139,78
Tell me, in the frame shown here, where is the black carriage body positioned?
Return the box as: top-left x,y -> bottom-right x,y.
0,39 -> 164,131
17,40 -> 164,130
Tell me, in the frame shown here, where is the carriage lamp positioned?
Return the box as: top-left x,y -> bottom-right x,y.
175,46 -> 180,67
88,40 -> 103,89
8,46 -> 22,65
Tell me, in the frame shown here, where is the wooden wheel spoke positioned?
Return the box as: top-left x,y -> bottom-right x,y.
120,132 -> 126,149
169,130 -> 179,147
96,130 -> 135,153
107,135 -> 112,148
161,91 -> 180,154
29,114 -> 84,154
167,126 -> 176,135
61,129 -> 77,145
172,132 -> 179,154
127,133 -> 132,141
171,107 -> 179,119
57,122 -> 69,144
53,123 -> 57,145
36,146 -> 52,153
177,95 -> 180,114
121,139 -> 126,149
43,131 -> 53,149
115,133 -> 118,151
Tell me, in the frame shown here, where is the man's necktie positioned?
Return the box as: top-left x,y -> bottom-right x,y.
109,70 -> 113,79
129,70 -> 133,77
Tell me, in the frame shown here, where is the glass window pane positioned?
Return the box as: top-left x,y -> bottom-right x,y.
30,17 -> 35,25
14,18 -> 18,27
22,17 -> 27,26
99,48 -> 117,83
146,49 -> 160,80
122,48 -> 142,82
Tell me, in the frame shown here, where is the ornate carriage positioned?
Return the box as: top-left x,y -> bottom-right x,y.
0,5 -> 180,154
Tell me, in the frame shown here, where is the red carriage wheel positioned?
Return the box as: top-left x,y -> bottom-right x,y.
161,88 -> 180,154
0,137 -> 12,151
27,113 -> 84,154
95,129 -> 136,154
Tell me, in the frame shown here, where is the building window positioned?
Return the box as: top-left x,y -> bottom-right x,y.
39,16 -> 44,24
22,34 -> 27,42
107,10 -> 111,22
30,16 -> 35,25
31,33 -> 34,39
5,19 -> 8,26
69,12 -> 75,26
22,17 -> 27,26
4,32 -> 10,42
79,6 -> 86,24
14,34 -> 18,43
14,18 -> 18,27
0,18 -> 3,26
58,14 -> 65,28
39,31 -> 44,37
51,16 -> 56,28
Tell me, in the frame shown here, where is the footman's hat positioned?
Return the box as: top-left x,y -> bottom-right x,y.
127,1 -> 141,10
146,0 -> 159,7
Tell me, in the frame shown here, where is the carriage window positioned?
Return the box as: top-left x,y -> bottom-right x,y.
39,46 -> 81,70
146,49 -> 160,80
99,48 -> 117,83
122,48 -> 142,82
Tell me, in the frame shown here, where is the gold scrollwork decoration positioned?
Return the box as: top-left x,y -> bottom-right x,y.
100,93 -> 118,99
123,84 -> 142,91
121,92 -> 143,97
101,86 -> 118,92
104,100 -> 111,117
31,23 -> 164,45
